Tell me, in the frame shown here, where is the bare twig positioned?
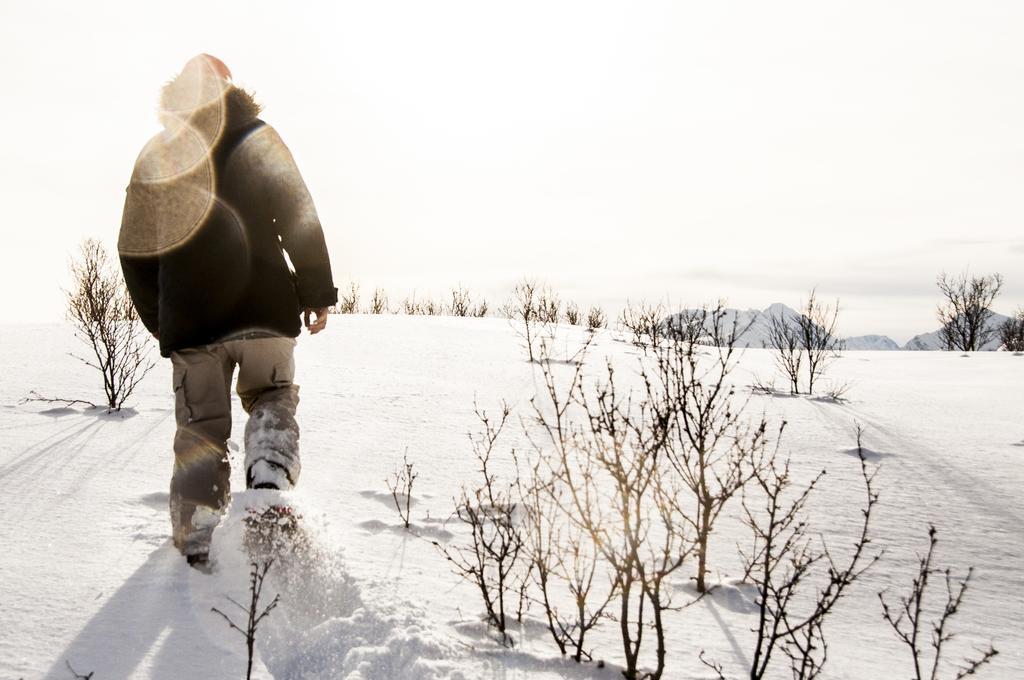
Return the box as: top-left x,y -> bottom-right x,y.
386,448 -> 418,528
211,560 -> 280,680
741,424 -> 881,680
20,390 -> 98,409
65,660 -> 94,679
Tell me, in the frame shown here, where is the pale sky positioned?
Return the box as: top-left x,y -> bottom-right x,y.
2,1 -> 1021,343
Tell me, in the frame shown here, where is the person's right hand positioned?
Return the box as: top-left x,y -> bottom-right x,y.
304,307 -> 329,335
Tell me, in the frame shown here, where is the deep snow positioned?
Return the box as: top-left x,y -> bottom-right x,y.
1,316 -> 1021,679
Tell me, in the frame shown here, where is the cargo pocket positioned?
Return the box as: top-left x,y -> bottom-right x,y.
271,357 -> 296,387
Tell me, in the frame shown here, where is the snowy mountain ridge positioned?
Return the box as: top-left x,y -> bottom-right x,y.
902,311 -> 1010,351
666,304 -> 1010,351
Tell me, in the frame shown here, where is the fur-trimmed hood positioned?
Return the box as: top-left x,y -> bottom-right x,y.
158,75 -> 262,134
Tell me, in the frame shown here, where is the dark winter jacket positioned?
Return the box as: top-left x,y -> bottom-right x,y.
118,83 -> 337,357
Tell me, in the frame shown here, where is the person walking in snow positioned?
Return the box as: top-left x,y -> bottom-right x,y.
118,54 -> 338,566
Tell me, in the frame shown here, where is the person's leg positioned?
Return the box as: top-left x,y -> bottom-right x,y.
169,345 -> 234,556
230,337 -> 301,490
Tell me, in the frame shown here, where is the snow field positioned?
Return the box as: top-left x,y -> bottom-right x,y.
0,316 -> 1020,679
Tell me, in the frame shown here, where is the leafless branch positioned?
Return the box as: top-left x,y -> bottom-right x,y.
878,526 -> 999,680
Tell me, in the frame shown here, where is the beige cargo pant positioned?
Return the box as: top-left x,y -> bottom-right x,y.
169,336 -> 300,555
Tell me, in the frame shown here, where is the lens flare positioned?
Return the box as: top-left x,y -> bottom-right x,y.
119,56 -> 234,257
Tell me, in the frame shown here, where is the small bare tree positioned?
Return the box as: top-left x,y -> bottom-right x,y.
436,402 -> 524,642
211,560 -> 281,680
472,299 -> 489,317
68,239 -> 154,411
586,305 -> 607,331
386,449 -> 418,528
937,272 -> 1004,351
740,429 -> 880,680
564,301 -> 581,326
646,304 -> 765,593
767,306 -> 804,395
878,526 -> 998,680
797,290 -> 844,394
337,282 -> 360,314
502,278 -> 542,362
999,309 -> 1024,353
367,288 -> 389,314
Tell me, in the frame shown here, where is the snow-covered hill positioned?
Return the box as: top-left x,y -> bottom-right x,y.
1,317 -> 1021,679
663,303 -> 804,349
902,312 -> 1010,351
666,304 -> 900,351
844,334 -> 901,351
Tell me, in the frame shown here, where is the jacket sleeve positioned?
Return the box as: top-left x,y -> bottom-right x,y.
118,168 -> 161,334
120,254 -> 160,334
242,125 -> 338,309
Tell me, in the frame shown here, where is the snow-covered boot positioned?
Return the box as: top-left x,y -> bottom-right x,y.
246,458 -> 293,490
171,501 -> 223,568
243,399 -> 300,490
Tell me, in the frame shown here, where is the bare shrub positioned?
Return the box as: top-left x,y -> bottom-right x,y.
767,306 -> 804,395
69,239 -> 154,411
386,449 -> 418,529
797,290 -> 844,394
618,300 -> 666,351
472,299 -> 489,317
337,282 -> 360,314
740,427 -> 880,680
449,286 -> 472,316
821,380 -> 853,403
537,287 -> 561,324
501,278 -> 542,362
423,297 -> 442,316
999,308 -> 1024,352
586,305 -> 606,331
436,402 -> 524,643
521,467 -> 614,662
878,526 -> 998,680
564,301 -> 581,326
367,288 -> 389,314
401,295 -> 421,315
211,560 -> 280,680
750,374 -> 779,396
646,304 -> 766,593
532,344 -> 692,680
937,271 -> 1004,351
